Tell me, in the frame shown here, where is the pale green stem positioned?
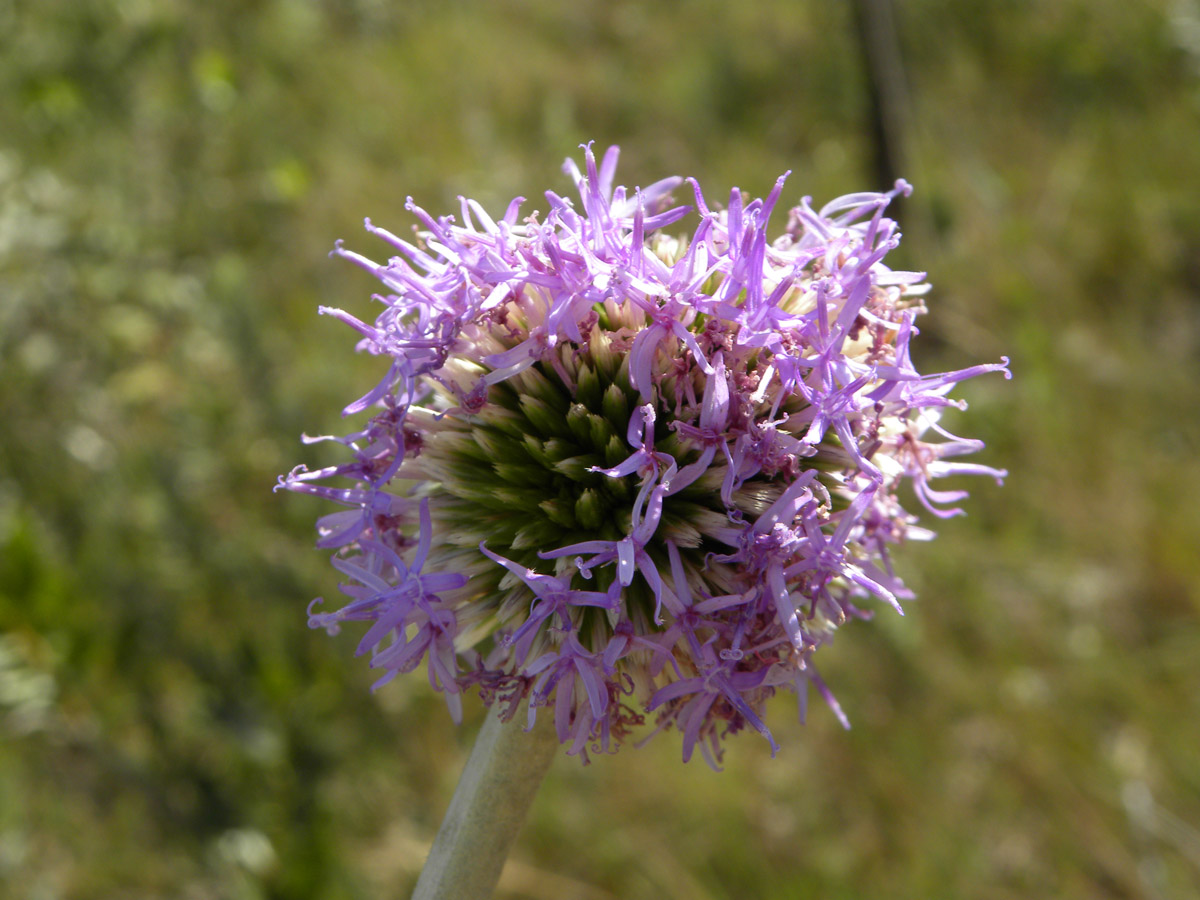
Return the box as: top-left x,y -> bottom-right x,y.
411,703 -> 558,900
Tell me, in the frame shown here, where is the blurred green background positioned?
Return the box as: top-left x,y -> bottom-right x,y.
2,0 -> 1199,897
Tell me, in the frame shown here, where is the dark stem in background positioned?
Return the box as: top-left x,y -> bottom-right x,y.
851,0 -> 911,219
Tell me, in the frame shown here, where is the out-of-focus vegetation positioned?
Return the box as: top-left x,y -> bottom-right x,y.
2,0 -> 1199,897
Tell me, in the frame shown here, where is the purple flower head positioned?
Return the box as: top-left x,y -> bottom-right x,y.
279,144 -> 1009,767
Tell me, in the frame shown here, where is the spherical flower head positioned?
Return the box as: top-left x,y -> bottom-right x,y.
279,144 -> 1010,767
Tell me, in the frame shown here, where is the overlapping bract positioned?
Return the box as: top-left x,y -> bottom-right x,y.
279,145 -> 1009,766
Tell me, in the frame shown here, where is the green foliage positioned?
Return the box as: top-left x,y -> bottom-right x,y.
2,0 -> 1199,897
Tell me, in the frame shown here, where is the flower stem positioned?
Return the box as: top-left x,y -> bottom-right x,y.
411,704 -> 558,900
